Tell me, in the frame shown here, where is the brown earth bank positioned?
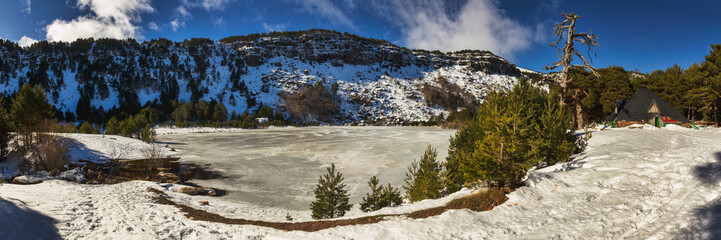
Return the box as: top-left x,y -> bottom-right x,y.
75,157 -> 222,184
8,157 -> 226,196
148,187 -> 511,232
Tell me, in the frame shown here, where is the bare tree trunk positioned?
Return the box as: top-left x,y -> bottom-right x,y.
545,13 -> 599,107
713,100 -> 718,127
575,101 -> 584,130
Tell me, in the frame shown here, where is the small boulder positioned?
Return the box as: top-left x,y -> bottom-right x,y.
178,186 -> 205,195
204,188 -> 217,196
158,172 -> 180,183
11,175 -> 44,184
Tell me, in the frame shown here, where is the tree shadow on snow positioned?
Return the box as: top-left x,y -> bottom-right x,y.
677,152 -> 721,238
62,137 -> 115,161
0,197 -> 61,240
694,152 -> 721,185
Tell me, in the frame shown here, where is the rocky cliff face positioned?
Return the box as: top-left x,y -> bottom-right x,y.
0,30 -> 533,123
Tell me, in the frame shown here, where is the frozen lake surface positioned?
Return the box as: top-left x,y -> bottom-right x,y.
158,126 -> 455,210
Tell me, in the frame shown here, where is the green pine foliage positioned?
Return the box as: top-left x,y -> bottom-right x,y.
380,183 -> 403,208
310,163 -> 352,219
360,176 -> 383,212
442,152 -> 464,194
78,121 -> 95,134
451,79 -> 583,188
11,83 -> 54,149
0,97 -> 11,161
140,125 -> 157,143
213,103 -> 228,122
359,176 -> 402,212
404,145 -> 442,202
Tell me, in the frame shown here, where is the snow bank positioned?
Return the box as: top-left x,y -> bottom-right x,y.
63,133 -> 175,162
2,128 -> 721,239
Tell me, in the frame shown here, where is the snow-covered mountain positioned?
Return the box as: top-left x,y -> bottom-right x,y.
0,30 -> 537,123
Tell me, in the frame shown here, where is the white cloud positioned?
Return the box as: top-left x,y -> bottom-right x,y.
21,0 -> 31,14
201,0 -> 234,11
263,23 -> 286,32
45,0 -> 154,42
148,21 -> 159,30
178,0 -> 235,12
18,36 -> 38,47
176,5 -> 191,18
371,0 -> 533,58
171,19 -> 185,32
293,0 -> 354,28
213,17 -> 225,28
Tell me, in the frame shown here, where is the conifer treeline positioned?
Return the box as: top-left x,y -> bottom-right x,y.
567,44 -> 721,126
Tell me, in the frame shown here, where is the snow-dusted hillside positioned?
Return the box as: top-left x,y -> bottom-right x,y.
2,126 -> 721,239
0,30 -> 531,123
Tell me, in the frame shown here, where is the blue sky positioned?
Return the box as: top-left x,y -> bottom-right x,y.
2,0 -> 721,73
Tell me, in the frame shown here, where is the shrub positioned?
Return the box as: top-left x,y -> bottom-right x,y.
310,163 -> 352,219
421,76 -> 477,112
30,134 -> 70,175
404,145 -> 442,202
141,144 -> 166,173
359,176 -> 402,212
281,82 -> 340,123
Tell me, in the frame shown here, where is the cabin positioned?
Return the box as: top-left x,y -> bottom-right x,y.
603,87 -> 698,129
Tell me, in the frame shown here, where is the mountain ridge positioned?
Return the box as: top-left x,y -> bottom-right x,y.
0,29 -> 540,124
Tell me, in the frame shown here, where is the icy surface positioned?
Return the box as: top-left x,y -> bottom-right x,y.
2,127 -> 721,239
157,126 -> 455,211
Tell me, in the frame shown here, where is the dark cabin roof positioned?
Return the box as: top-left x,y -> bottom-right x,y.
604,87 -> 691,123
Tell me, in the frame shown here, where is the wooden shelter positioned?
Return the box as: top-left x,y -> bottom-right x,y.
603,87 -> 698,129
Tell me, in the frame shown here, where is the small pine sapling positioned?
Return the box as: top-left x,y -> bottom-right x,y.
360,176 -> 383,212
310,163 -> 352,219
380,183 -> 403,207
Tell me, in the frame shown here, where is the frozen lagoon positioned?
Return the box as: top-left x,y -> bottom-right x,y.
158,126 -> 455,210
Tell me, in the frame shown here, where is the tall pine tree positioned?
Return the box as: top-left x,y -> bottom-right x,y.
11,83 -> 53,149
0,97 -> 11,161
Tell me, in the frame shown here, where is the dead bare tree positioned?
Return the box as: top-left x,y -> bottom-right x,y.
545,12 -> 601,108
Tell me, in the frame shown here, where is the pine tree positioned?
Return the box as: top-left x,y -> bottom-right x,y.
404,145 -> 442,202
140,125 -> 156,143
360,176 -> 383,212
11,83 -> 54,149
78,121 -> 94,134
105,117 -> 119,135
454,79 -> 582,188
697,44 -> 721,125
310,163 -> 352,219
380,183 -> 402,208
360,176 -> 403,212
213,102 -> 228,122
0,97 -> 11,161
530,96 -> 576,167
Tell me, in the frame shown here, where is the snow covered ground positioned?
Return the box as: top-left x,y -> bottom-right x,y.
0,133 -> 175,179
2,126 -> 721,239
